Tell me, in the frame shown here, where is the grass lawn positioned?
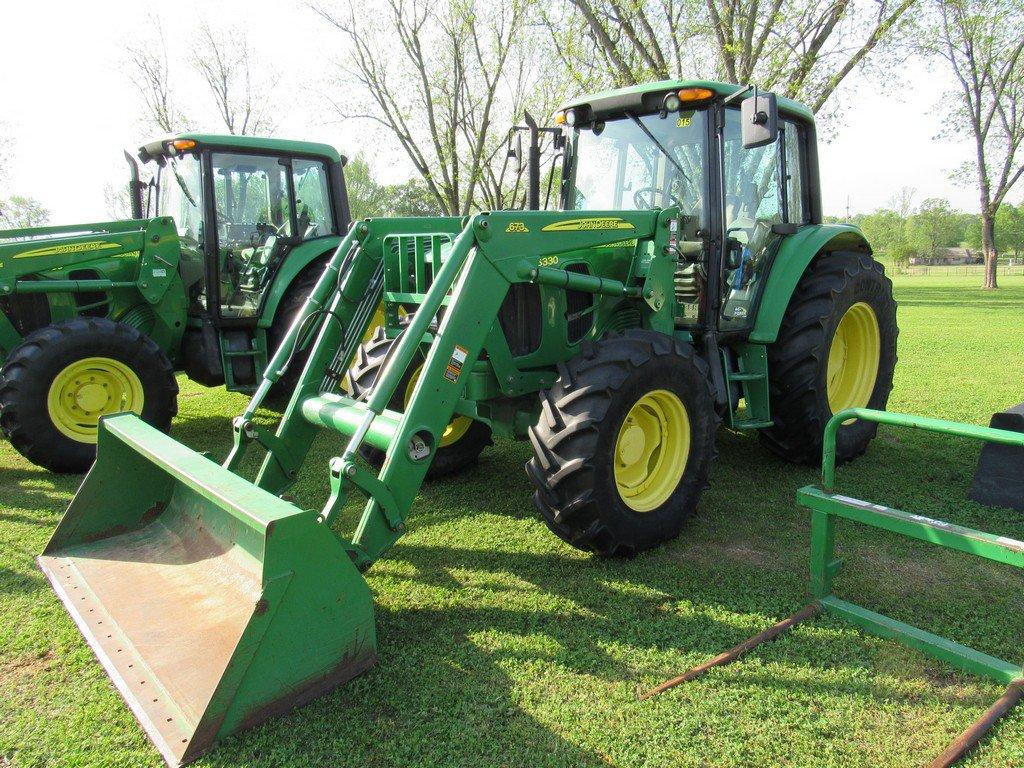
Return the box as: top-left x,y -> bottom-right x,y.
2,272 -> 1024,767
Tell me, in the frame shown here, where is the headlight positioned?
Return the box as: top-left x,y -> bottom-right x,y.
663,93 -> 682,112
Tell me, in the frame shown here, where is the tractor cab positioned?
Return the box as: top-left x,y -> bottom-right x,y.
134,135 -> 350,323
552,82 -> 816,334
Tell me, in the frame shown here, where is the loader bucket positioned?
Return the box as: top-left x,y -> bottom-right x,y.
37,414 -> 378,767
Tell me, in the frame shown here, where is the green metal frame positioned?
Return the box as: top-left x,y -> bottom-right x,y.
647,407 -> 1024,766
0,217 -> 188,358
801,407 -> 1024,684
224,210 -> 674,569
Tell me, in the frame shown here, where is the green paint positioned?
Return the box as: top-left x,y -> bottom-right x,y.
802,407 -> 1024,683
557,79 -> 815,123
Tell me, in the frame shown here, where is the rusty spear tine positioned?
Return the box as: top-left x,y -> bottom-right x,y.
927,679 -> 1024,768
640,603 -> 822,701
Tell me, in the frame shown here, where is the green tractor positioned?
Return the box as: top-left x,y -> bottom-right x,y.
0,134 -> 354,472
38,81 -> 897,765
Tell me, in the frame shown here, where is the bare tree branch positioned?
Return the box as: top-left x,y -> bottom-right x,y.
191,21 -> 279,136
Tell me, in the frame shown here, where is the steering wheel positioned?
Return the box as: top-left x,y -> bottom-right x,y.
633,187 -> 687,212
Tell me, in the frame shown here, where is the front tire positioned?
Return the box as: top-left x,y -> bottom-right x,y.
0,318 -> 178,473
759,251 -> 898,465
526,330 -> 718,557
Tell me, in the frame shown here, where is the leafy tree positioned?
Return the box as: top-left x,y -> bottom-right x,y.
921,0 -> 1024,288
996,203 -> 1024,258
857,209 -> 906,255
0,196 -> 50,229
907,198 -> 963,258
386,178 -> 444,216
343,154 -> 444,219
889,241 -> 918,272
343,155 -> 391,219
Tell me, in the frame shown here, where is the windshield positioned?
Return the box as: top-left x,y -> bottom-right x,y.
157,154 -> 203,248
568,109 -> 708,224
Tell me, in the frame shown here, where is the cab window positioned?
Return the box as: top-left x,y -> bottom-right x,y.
571,110 -> 708,227
292,159 -> 335,239
720,108 -> 785,326
211,152 -> 293,318
157,154 -> 205,300
782,120 -> 807,224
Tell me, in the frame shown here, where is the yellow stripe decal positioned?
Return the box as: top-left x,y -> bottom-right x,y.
13,241 -> 123,259
540,217 -> 636,233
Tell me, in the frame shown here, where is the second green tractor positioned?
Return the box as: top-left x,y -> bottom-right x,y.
0,134 -> 355,471
38,80 -> 897,765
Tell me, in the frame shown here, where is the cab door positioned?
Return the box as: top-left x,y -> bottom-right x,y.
718,110 -> 808,329
207,152 -> 297,320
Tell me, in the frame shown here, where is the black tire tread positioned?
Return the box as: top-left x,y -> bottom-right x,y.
0,317 -> 178,473
759,251 -> 898,465
526,329 -> 719,557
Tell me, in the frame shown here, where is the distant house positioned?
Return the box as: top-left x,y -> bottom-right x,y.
909,247 -> 983,266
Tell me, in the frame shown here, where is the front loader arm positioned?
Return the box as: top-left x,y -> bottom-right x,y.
224,210 -> 672,570
336,210 -> 671,568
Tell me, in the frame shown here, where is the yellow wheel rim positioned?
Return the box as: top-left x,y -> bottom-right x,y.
46,357 -> 145,444
613,389 -> 690,512
827,302 -> 881,413
404,366 -> 472,448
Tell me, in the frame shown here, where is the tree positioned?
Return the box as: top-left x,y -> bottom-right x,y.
313,0 -> 535,215
0,132 -> 11,194
996,203 -> 1024,258
0,196 -> 50,229
889,241 -> 918,273
857,208 -> 907,255
926,0 -> 1024,288
547,0 -> 917,114
343,154 -> 392,219
908,197 -> 962,258
191,21 -> 278,136
126,19 -> 189,133
104,181 -> 135,220
973,202 -> 1024,258
387,177 -> 445,216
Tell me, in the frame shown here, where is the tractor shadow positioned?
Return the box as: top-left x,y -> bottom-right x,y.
0,465 -> 78,525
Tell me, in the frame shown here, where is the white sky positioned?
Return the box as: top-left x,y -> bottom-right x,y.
1,0 -> 1017,223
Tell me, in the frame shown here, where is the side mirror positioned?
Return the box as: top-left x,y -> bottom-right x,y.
740,92 -> 778,149
507,132 -> 524,173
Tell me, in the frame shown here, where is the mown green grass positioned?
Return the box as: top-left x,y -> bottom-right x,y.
2,273 -> 1023,767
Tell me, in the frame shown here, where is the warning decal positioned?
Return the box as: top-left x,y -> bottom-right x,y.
444,344 -> 469,384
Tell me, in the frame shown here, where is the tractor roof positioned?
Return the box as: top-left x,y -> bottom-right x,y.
138,133 -> 344,164
558,79 -> 815,123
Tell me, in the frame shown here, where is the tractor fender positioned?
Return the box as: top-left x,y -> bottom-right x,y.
258,236 -> 342,328
748,224 -> 872,344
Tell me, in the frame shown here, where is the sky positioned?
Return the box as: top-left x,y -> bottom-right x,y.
1,0 -> 1017,224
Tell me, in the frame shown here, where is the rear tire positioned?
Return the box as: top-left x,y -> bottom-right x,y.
348,325 -> 492,479
0,318 -> 178,473
526,330 -> 718,557
759,251 -> 898,465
